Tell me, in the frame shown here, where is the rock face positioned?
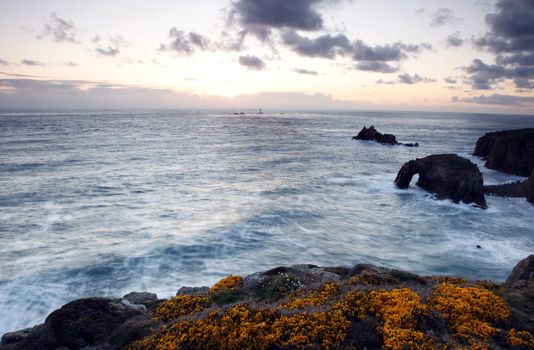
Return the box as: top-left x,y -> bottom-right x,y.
483,170 -> 534,205
0,296 -> 156,350
504,255 -> 534,289
395,154 -> 487,208
353,126 -> 398,145
526,170 -> 534,203
474,128 -> 534,177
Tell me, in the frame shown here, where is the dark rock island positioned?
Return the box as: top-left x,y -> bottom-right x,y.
474,128 -> 534,177
2,257 -> 534,349
353,126 -> 418,147
395,154 -> 487,208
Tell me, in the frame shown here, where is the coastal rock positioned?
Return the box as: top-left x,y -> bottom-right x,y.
176,286 -> 210,296
352,126 -> 398,145
394,154 -> 487,208
504,255 -> 534,289
474,128 -> 534,177
122,292 -> 158,308
483,170 -> 534,205
526,171 -> 534,203
484,180 -> 526,198
0,297 -> 151,349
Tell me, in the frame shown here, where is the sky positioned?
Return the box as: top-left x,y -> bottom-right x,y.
0,0 -> 533,113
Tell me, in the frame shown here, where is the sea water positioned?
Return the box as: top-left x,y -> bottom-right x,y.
0,110 -> 532,335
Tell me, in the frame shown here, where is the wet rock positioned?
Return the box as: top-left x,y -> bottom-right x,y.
395,154 -> 487,208
484,180 -> 526,198
403,142 -> 419,147
474,128 -> 534,177
504,255 -> 534,289
353,126 -> 398,145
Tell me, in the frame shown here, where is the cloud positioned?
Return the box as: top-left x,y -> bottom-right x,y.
0,59 -> 8,66
355,61 -> 399,73
376,79 -> 395,85
398,73 -> 436,84
468,0 -> 534,89
0,78 -> 359,109
21,59 -> 45,66
294,68 -> 319,75
38,12 -> 79,43
238,55 -> 266,70
63,61 -> 77,67
430,8 -> 461,26
231,0 -> 331,33
160,28 -> 211,55
281,30 -> 351,58
446,32 -> 464,47
444,77 -> 458,84
452,94 -> 534,105
0,71 -> 46,78
95,36 -> 129,57
281,30 -> 430,68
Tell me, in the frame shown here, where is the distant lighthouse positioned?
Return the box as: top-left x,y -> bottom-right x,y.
258,108 -> 264,114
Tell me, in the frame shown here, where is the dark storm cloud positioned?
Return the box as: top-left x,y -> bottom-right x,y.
281,30 -> 430,68
238,55 -> 266,70
452,94 -> 534,105
95,36 -> 129,57
38,12 -> 79,43
398,73 -> 435,84
232,0 -> 328,32
160,28 -> 211,55
281,30 -> 351,58
352,40 -> 430,62
294,68 -> 319,75
430,8 -> 461,26
468,0 -> 534,89
463,58 -> 534,90
446,32 -> 464,47
21,59 -> 45,66
355,61 -> 399,73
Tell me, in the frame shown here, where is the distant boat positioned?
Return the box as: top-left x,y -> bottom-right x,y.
258,108 -> 264,115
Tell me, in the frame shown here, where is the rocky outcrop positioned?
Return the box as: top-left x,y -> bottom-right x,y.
474,128 -> 534,177
353,126 -> 398,145
526,171 -> 534,203
395,154 -> 487,208
2,258 -> 534,349
0,295 -> 157,350
353,126 -> 419,147
484,170 -> 534,205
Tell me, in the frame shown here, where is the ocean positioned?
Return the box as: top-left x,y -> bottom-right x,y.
0,110 -> 532,335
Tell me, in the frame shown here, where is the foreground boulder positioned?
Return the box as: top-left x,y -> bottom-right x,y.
395,154 -> 487,208
474,128 -> 534,177
505,255 -> 534,289
0,296 -> 156,350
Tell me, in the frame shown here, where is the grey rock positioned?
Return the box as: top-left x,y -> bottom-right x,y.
122,292 -> 158,308
505,255 -> 534,288
176,286 -> 209,296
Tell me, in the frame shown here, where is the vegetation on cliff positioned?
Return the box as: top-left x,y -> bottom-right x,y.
130,265 -> 534,350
